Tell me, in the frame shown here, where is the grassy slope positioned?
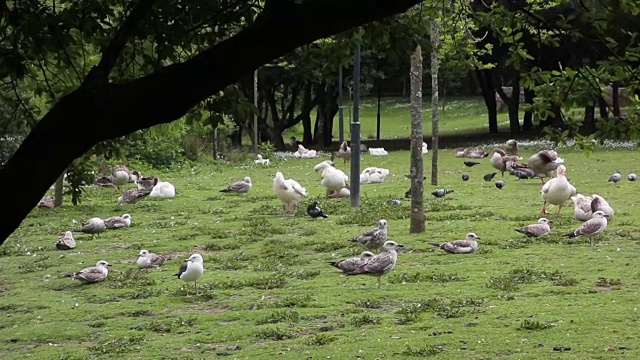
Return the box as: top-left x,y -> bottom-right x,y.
1,145 -> 639,359
284,96 -> 518,140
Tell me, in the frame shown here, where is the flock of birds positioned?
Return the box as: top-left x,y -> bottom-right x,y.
34,138 -> 629,290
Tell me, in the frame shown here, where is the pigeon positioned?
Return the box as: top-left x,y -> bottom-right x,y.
483,172 -> 497,182
628,173 -> 638,181
608,170 -> 622,183
345,241 -> 404,288
404,187 -> 412,198
464,161 -> 481,167
63,260 -> 111,284
431,189 -> 454,198
461,173 -> 469,181
387,199 -> 402,205
136,250 -> 166,269
220,177 -> 252,193
328,251 -> 375,273
514,218 -> 552,237
563,210 -> 609,246
430,233 -> 480,254
351,219 -> 388,250
495,180 -> 506,189
175,254 -> 204,295
56,231 -> 76,250
306,201 -> 328,219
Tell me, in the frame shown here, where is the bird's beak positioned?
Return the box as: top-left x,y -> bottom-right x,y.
107,264 -> 112,267
475,237 -> 481,240
547,220 -> 553,224
397,244 -> 405,249
604,214 -> 611,218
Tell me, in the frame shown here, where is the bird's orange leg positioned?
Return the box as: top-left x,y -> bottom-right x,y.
539,177 -> 546,186
556,205 -> 563,215
540,201 -> 548,216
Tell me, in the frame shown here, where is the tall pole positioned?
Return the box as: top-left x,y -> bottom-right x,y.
376,82 -> 381,140
253,69 -> 258,153
350,42 -> 361,208
430,20 -> 440,186
338,65 -> 344,143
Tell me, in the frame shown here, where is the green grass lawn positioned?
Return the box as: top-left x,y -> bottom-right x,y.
2,144 -> 640,359
284,96 -> 517,140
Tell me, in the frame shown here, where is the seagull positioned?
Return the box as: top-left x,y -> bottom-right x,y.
117,188 -> 150,205
328,251 -> 375,273
175,254 -> 204,295
608,170 -> 622,183
430,233 -> 480,254
483,172 -> 497,182
590,194 -> 614,220
464,161 -> 481,167
220,177 -> 252,194
136,250 -> 166,269
345,240 -> 404,289
431,189 -> 454,198
56,231 -> 76,250
73,217 -> 106,237
563,210 -> 610,246
461,173 -> 469,181
306,201 -> 328,219
351,219 -> 388,250
255,154 -> 270,165
63,260 -> 111,284
514,218 -> 552,237
495,180 -> 506,189
104,214 -> 132,229
628,173 -> 638,181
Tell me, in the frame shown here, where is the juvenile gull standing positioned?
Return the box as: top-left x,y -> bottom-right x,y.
563,210 -> 610,246
104,214 -> 132,229
514,218 -> 552,237
219,177 -> 252,194
345,240 -> 404,289
56,231 -> 76,250
351,219 -> 388,250
63,260 -> 111,283
328,251 -> 375,273
137,250 -> 166,269
430,233 -> 480,254
175,254 -> 204,295
73,217 -> 106,237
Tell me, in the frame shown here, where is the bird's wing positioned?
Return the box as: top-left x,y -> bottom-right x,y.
76,267 -> 104,282
521,224 -> 548,236
150,254 -> 166,267
176,261 -> 188,277
576,218 -> 605,236
350,252 -> 393,275
227,181 -> 249,192
541,178 -> 554,194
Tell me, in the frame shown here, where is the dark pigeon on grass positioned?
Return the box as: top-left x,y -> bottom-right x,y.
628,173 -> 638,181
608,170 -> 622,183
495,180 -> 506,189
306,201 -> 328,219
483,172 -> 497,182
431,189 -> 454,198
464,161 -> 481,167
461,173 -> 469,181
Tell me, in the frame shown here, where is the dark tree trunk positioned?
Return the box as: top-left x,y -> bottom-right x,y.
598,97 -> 608,119
476,69 -> 498,133
301,83 -> 313,145
580,102 -> 596,135
0,0 -> 422,244
523,88 -> 534,131
612,83 -> 621,117
313,83 -> 339,146
495,71 -> 521,135
410,43 -> 425,233
54,171 -> 64,207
